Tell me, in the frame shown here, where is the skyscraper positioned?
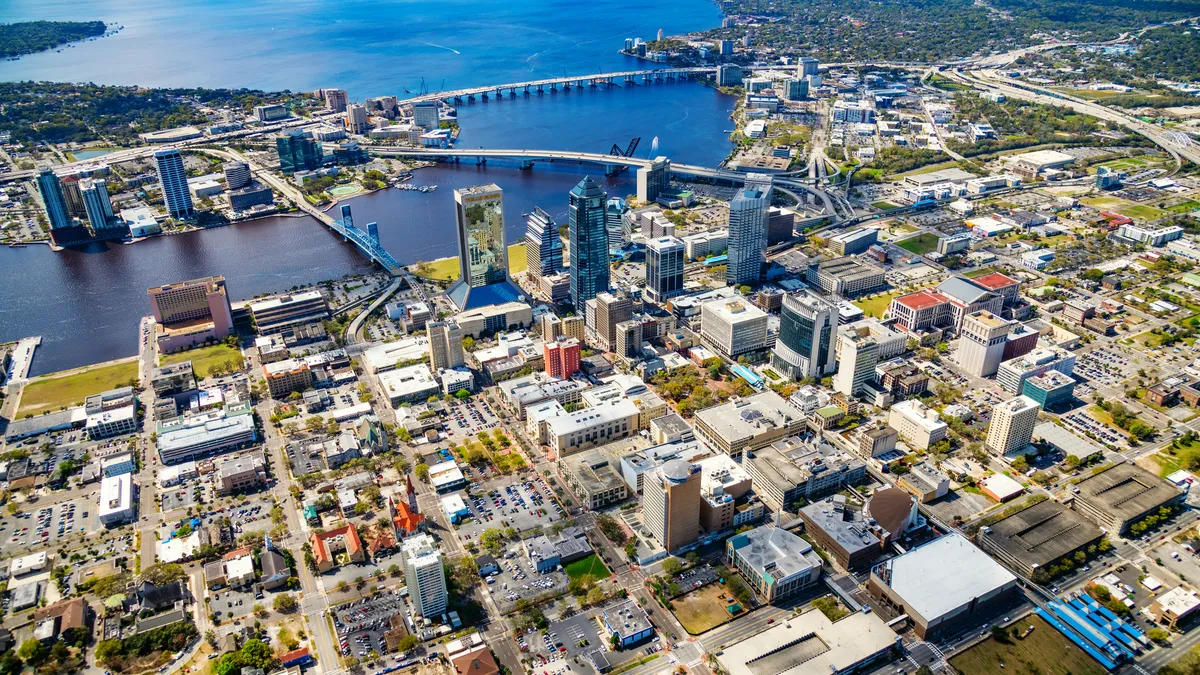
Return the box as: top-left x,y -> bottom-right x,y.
413,101 -> 440,129
223,161 -> 251,190
605,197 -> 629,252
81,179 -> 114,230
323,88 -> 348,112
833,332 -> 878,397
568,176 -> 609,308
345,104 -> 370,134
958,311 -> 1011,378
59,175 -> 87,218
524,207 -> 562,282
644,236 -> 685,305
985,396 -> 1041,456
427,321 -> 465,370
771,290 -> 837,380
448,184 -> 523,310
635,157 -> 670,203
593,292 -> 633,352
642,459 -> 701,552
402,533 -> 447,618
36,169 -> 71,230
726,183 -> 769,286
276,131 -> 323,175
154,149 -> 194,220
799,56 -> 820,77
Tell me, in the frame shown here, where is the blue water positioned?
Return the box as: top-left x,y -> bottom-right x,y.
0,0 -> 722,96
0,0 -> 735,375
70,148 -> 116,160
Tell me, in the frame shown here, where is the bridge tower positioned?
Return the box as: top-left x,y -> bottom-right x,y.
367,221 -> 379,243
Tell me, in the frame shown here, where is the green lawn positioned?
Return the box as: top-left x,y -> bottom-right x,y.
564,553 -> 611,582
1156,440 -> 1200,477
949,616 -> 1106,675
1118,204 -> 1170,221
17,361 -> 139,416
897,233 -> 939,255
872,201 -> 902,211
159,343 -> 244,378
853,289 -> 908,319
412,243 -> 527,280
1080,195 -> 1131,210
1166,200 -> 1200,214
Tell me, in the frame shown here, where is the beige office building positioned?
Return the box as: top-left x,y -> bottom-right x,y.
700,297 -> 769,359
427,321 -> 465,370
642,459 -> 702,552
592,292 -> 633,351
958,311 -> 1011,378
542,314 -> 585,343
985,396 -> 1040,456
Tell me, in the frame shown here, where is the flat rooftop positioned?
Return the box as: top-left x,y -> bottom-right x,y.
872,532 -> 1016,621
980,499 -> 1103,570
1075,462 -> 1182,522
800,497 -> 879,555
716,608 -> 896,675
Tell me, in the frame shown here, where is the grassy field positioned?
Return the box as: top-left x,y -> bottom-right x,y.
18,361 -> 139,416
897,233 -> 939,255
411,243 -> 527,281
1080,195 -> 1130,210
671,583 -> 740,634
964,267 -> 998,278
853,289 -> 909,319
564,553 -> 611,582
949,616 -> 1106,675
872,201 -> 902,211
1155,440 -> 1200,477
159,343 -> 243,378
1118,204 -> 1170,221
1167,200 -> 1200,214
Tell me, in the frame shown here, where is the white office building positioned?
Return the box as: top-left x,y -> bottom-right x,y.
986,396 -> 1041,456
833,332 -> 878,397
888,400 -> 948,450
701,297 -> 769,359
957,311 -> 1011,378
402,533 -> 447,618
98,473 -> 135,527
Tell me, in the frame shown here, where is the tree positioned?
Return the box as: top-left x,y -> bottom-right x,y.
415,463 -> 430,481
141,562 -> 186,586
462,336 -> 476,352
336,580 -> 349,593
215,639 -> 278,675
17,640 -> 47,666
252,603 -> 267,618
661,557 -> 684,576
0,651 -> 22,675
1148,628 -> 1170,644
273,593 -> 298,613
397,634 -> 419,652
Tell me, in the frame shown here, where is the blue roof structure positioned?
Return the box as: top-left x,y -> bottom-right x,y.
447,279 -> 525,310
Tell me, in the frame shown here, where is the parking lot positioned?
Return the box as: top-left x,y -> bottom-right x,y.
333,590 -> 406,659
160,484 -> 202,513
667,565 -> 718,597
1075,348 -> 1132,387
446,400 -> 502,440
158,497 -> 275,542
0,498 -> 97,556
520,607 -> 648,673
457,475 -> 565,545
1061,410 -> 1129,448
487,544 -> 570,613
210,585 -> 260,621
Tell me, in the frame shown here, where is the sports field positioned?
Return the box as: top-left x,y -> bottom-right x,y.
897,233 -> 939,255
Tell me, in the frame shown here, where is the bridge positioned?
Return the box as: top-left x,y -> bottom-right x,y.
397,67 -> 716,105
367,146 -> 840,217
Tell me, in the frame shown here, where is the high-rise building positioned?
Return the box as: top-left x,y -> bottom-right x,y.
568,176 -> 610,308
223,161 -> 251,190
701,297 -> 769,359
37,169 -> 72,230
606,197 -> 629,252
726,183 -> 769,286
636,157 -> 670,203
644,236 -> 685,305
148,275 -> 234,352
833,332 -> 878,397
276,131 -> 323,175
716,64 -> 743,87
154,149 -> 194,220
542,314 -> 585,343
412,101 -> 440,129
427,321 -> 465,370
771,290 -> 837,380
524,206 -> 562,281
782,77 -> 810,101
59,175 -> 86,217
642,459 -> 702,552
799,56 -> 819,77
986,396 -> 1041,456
593,292 -> 633,351
402,533 -> 447,618
81,179 -> 114,230
344,104 -> 370,134
323,89 -> 348,112
718,39 -> 734,56
448,184 -> 524,310
958,311 -> 1011,378
545,337 -> 581,378
766,207 -> 795,246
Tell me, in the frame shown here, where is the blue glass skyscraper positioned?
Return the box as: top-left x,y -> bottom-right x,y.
36,169 -> 71,230
568,176 -> 609,308
154,148 -> 194,220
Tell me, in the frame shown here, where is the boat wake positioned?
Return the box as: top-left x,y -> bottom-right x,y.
419,41 -> 461,55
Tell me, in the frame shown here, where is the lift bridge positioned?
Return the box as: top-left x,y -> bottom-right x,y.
331,204 -> 402,273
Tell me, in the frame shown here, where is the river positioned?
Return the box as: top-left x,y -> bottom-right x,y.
0,0 -> 735,376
